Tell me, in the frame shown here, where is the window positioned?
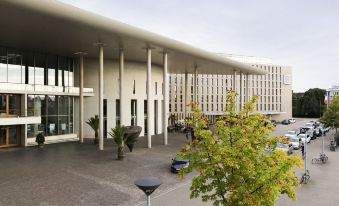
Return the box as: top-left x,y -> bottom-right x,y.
131,100 -> 137,126
7,49 -> 23,84
47,55 -> 57,86
133,80 -> 136,94
0,47 -> 7,82
116,99 -> 120,126
34,53 -> 45,85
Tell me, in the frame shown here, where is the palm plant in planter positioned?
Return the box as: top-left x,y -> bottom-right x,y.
35,133 -> 45,148
86,115 -> 99,144
109,125 -> 126,160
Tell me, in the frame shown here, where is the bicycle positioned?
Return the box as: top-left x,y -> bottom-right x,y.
300,170 -> 310,184
312,153 -> 328,164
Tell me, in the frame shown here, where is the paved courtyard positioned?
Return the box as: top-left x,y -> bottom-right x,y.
1,118 -> 339,206
0,133 -> 191,206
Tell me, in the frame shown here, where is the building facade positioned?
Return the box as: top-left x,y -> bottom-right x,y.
325,85 -> 339,107
0,0 -> 266,149
169,55 -> 293,122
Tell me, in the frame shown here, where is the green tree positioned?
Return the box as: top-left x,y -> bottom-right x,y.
86,115 -> 99,144
179,92 -> 303,206
293,88 -> 326,118
321,96 -> 339,132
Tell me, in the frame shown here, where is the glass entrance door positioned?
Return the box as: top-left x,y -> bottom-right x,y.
0,126 -> 20,148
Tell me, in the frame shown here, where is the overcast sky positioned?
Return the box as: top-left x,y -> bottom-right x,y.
60,0 -> 339,92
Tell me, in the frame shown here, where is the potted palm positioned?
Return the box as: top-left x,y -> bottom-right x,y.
35,133 -> 45,148
86,115 -> 99,144
124,126 -> 142,152
109,125 -> 126,160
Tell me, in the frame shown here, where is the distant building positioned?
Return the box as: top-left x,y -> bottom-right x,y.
169,54 -> 292,122
325,85 -> 339,107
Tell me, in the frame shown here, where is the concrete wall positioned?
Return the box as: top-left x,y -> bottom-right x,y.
74,58 -> 164,139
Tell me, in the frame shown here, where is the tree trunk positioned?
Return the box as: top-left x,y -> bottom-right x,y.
94,130 -> 99,144
117,146 -> 125,160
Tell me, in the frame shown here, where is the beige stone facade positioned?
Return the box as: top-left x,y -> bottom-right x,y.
169,55 -> 292,122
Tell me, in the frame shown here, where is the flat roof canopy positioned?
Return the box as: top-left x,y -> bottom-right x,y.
0,0 -> 266,75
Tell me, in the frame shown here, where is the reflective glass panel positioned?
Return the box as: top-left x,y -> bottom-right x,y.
0,94 -> 6,115
47,55 -> 57,86
0,126 -> 6,145
48,95 -> 57,115
8,94 -> 21,116
7,50 -> 22,83
8,126 -> 17,144
47,116 -> 58,136
0,47 -> 7,82
58,116 -> 68,135
35,53 -> 45,85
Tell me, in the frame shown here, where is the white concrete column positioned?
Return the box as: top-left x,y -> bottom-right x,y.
184,72 -> 188,117
163,51 -> 168,145
240,72 -> 243,109
22,93 -> 27,147
79,54 -> 84,143
232,70 -> 237,111
193,66 -> 198,103
245,73 -> 249,102
232,70 -> 236,92
98,45 -> 104,150
147,48 -> 152,148
119,49 -> 125,126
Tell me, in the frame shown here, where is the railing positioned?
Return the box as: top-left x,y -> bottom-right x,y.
0,83 -> 94,95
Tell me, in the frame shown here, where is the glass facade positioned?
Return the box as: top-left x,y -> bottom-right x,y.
0,94 -> 21,116
0,45 -> 76,143
27,95 -> 74,138
0,46 -> 74,87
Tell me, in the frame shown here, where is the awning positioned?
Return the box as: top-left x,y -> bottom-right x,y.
0,0 -> 267,75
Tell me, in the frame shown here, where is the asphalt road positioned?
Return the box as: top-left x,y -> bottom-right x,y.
148,118 -> 339,206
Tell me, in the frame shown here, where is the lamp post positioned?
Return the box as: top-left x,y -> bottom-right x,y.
135,178 -> 162,206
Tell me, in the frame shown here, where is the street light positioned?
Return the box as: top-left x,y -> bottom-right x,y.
135,178 -> 162,206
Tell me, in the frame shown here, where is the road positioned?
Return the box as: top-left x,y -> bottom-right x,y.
145,118 -> 339,206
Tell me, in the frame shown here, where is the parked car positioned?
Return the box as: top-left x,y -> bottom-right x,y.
275,143 -> 293,155
300,127 -> 315,140
288,137 -> 300,150
170,157 -> 189,173
298,134 -> 311,143
305,122 -> 315,128
281,119 -> 290,125
286,130 -> 297,136
288,118 -> 296,124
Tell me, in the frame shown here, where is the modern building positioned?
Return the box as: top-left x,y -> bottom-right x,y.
169,54 -> 292,122
325,85 -> 339,107
0,0 -> 266,149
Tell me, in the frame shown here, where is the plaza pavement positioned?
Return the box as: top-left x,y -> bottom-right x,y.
1,118 -> 339,206
0,133 -> 191,206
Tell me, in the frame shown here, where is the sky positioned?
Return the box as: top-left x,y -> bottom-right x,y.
60,0 -> 339,92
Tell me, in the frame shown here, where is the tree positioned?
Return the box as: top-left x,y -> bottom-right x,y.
86,115 -> 99,144
322,96 -> 339,132
179,91 -> 303,206
293,88 -> 326,118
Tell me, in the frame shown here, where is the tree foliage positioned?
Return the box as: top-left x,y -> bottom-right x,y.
179,91 -> 303,206
293,88 -> 326,118
321,96 -> 339,129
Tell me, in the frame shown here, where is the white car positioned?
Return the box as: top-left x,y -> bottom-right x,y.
298,134 -> 310,143
286,130 -> 297,136
288,118 -> 296,123
305,122 -> 315,128
288,137 -> 300,150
